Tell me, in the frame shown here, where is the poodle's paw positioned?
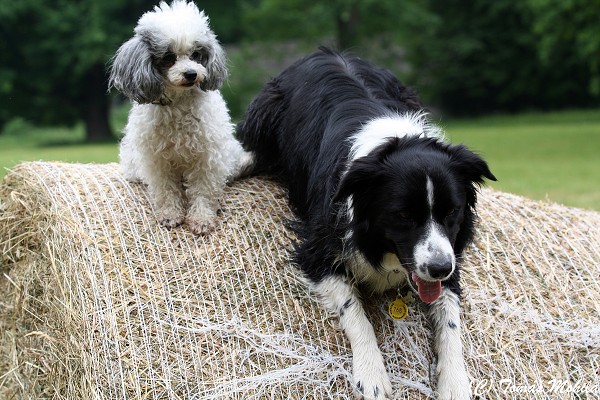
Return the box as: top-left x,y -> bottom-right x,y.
157,208 -> 185,229
186,217 -> 216,235
186,204 -> 217,235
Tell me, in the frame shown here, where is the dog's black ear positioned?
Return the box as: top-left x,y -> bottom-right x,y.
201,43 -> 228,91
333,157 -> 383,204
448,144 -> 496,185
108,36 -> 164,104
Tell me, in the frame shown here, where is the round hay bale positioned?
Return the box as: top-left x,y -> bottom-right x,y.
1,161 -> 599,399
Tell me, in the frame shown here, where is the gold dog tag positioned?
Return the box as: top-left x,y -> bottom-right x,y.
388,297 -> 408,320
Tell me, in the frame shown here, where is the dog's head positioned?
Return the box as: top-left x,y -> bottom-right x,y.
108,0 -> 227,104
335,136 -> 495,302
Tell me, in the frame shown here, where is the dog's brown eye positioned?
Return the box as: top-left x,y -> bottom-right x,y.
161,53 -> 176,67
397,211 -> 411,220
446,207 -> 459,217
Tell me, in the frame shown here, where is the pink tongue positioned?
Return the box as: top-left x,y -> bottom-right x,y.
412,273 -> 442,303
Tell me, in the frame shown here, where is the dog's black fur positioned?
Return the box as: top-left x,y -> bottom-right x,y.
237,47 -> 495,399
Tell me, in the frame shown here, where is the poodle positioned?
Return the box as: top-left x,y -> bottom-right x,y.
109,0 -> 253,234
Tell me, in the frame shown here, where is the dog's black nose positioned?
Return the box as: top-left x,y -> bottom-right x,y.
183,70 -> 197,81
428,262 -> 453,279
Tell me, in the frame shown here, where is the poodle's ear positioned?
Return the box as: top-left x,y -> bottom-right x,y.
108,36 -> 164,103
200,43 -> 228,91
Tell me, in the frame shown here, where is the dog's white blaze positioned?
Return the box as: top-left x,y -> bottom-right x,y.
414,220 -> 455,277
314,276 -> 392,397
431,289 -> 471,399
349,112 -> 442,161
426,176 -> 435,209
346,195 -> 354,224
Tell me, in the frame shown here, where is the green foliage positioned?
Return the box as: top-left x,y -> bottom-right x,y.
528,0 -> 600,96
0,0 -> 148,133
406,0 -> 598,115
201,0 -> 251,43
241,0 -> 334,42
1,0 -> 599,136
239,0 -> 424,48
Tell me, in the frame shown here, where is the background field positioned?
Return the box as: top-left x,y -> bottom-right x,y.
1,108 -> 599,211
444,109 -> 600,210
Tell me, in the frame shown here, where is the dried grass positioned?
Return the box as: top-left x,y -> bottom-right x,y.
1,161 -> 598,399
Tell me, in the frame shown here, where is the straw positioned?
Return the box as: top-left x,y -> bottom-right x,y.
1,161 -> 598,399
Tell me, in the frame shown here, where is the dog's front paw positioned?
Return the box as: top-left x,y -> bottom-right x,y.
157,208 -> 185,229
186,217 -> 216,235
186,203 -> 217,235
436,370 -> 471,400
353,352 -> 392,400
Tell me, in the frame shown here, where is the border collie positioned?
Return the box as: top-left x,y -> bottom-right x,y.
237,48 -> 495,400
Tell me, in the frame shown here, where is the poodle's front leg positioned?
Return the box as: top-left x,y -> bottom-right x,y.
184,168 -> 223,235
145,167 -> 186,229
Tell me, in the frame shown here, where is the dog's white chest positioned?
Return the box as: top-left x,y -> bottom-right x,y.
348,252 -> 408,293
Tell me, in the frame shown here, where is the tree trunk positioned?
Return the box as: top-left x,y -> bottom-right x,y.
336,3 -> 361,50
83,62 -> 114,143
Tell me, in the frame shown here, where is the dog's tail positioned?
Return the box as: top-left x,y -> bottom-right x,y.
228,150 -> 256,181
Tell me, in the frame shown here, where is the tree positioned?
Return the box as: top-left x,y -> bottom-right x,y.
0,0 -> 149,141
528,0 -> 600,97
240,0 -> 417,50
405,0 -> 598,115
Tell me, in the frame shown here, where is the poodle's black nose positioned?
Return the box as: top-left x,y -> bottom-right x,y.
183,70 -> 197,81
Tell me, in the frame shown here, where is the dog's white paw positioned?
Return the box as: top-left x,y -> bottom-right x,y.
186,217 -> 216,235
436,370 -> 471,400
186,204 -> 217,235
353,352 -> 392,400
157,208 -> 185,229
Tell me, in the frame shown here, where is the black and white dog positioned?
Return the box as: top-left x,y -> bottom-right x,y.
237,48 -> 495,400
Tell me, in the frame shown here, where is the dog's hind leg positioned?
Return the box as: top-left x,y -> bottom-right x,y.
315,275 -> 392,400
430,288 -> 471,400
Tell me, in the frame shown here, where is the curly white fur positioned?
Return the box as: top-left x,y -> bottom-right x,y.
109,0 -> 253,234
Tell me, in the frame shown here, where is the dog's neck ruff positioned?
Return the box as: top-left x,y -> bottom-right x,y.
349,112 -> 443,161
150,86 -> 205,106
151,95 -> 173,106
344,251 -> 408,294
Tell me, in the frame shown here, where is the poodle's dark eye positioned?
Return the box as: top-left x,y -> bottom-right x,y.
191,49 -> 208,66
161,53 -> 176,68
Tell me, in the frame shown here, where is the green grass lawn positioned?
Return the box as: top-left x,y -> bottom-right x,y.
443,109 -> 600,211
1,108 -> 599,211
0,124 -> 119,174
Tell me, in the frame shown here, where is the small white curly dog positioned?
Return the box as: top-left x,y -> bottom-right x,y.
109,0 -> 253,235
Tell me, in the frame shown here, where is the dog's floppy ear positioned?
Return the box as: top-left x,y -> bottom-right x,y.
201,43 -> 228,91
447,144 -> 496,209
333,157 -> 383,204
448,144 -> 496,184
108,36 -> 164,104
